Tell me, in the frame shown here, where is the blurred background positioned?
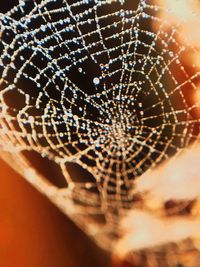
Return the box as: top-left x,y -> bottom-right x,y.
1,1 -> 200,267
0,159 -> 111,267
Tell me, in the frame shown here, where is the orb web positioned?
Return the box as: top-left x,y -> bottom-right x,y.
1,0 -> 200,253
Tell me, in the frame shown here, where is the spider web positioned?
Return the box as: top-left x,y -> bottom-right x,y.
1,0 -> 200,252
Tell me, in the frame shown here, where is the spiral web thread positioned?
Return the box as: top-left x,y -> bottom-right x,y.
1,0 -> 200,260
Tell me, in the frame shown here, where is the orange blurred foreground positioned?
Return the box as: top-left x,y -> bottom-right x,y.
0,159 -> 110,267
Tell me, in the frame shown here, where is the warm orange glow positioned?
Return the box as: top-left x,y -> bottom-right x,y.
114,143 -> 200,260
156,0 -> 200,74
2,1 -> 200,267
116,210 -> 200,256
136,145 -> 200,202
0,159 -> 110,267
